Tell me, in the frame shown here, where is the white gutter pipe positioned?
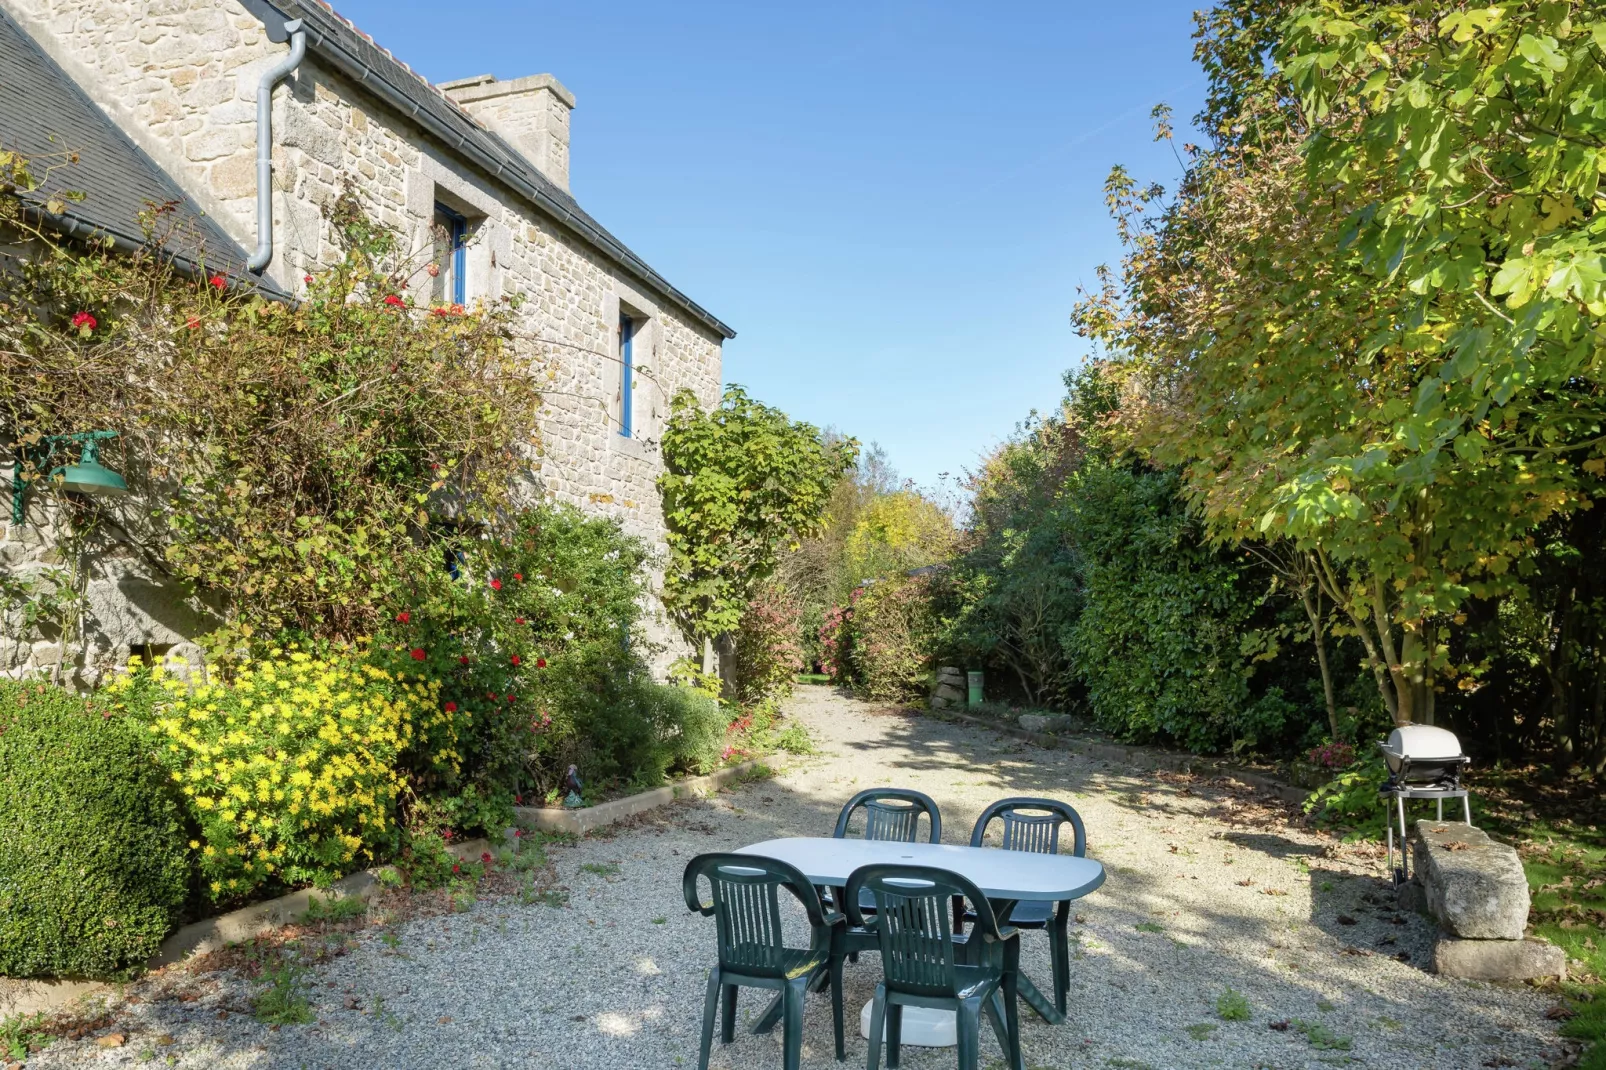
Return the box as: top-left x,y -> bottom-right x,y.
247,19 -> 306,274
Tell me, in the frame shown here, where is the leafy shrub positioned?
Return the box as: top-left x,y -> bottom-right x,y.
850,574 -> 939,703
548,667 -> 726,792
733,581 -> 804,705
114,647 -> 439,902
0,681 -> 188,979
818,602 -> 856,685
388,503 -> 683,807
1068,465 -> 1286,752
1303,755 -> 1390,840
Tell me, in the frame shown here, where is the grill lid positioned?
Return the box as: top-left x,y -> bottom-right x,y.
1380,724 -> 1467,777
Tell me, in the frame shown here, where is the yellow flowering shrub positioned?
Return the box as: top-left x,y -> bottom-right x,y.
108,646 -> 454,901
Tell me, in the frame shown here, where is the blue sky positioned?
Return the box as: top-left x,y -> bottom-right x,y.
333,0 -> 1207,490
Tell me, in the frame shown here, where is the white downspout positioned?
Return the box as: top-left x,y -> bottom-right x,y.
247,19 -> 306,275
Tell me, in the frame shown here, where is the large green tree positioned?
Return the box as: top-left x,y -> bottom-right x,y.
658,385 -> 857,655
1076,0 -> 1606,726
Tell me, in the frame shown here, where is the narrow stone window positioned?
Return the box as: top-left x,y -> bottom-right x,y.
617,312 -> 634,438
431,201 -> 469,306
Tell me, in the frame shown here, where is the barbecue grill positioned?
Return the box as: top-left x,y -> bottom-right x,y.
1378,724 -> 1472,886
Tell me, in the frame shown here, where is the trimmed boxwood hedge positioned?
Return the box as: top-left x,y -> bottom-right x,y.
0,680 -> 188,979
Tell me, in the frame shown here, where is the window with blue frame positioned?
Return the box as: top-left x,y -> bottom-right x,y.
432,202 -> 468,306
617,312 -> 634,438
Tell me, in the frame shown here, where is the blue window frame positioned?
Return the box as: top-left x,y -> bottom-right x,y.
618,313 -> 634,438
434,202 -> 467,306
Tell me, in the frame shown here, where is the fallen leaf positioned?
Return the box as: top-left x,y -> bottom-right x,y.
1337,915 -> 1357,925
1263,888 -> 1288,897
1545,1005 -> 1577,1021
344,997 -> 360,1010
1268,1019 -> 1290,1031
1443,841 -> 1470,851
1237,878 -> 1255,887
156,1035 -> 175,1046
216,1010 -> 229,1021
95,1034 -> 126,1048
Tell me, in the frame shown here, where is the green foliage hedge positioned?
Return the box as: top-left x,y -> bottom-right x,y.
0,681 -> 188,979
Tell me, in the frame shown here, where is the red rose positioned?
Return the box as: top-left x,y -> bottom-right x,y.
451,863 -> 460,874
209,274 -> 226,289
444,701 -> 457,713
481,852 -> 492,864
536,657 -> 547,669
489,578 -> 502,591
303,274 -> 313,284
396,611 -> 410,623
71,311 -> 96,332
459,655 -> 470,665
383,294 -> 404,307
514,573 -> 523,581
510,655 -> 521,666
410,648 -> 426,661
185,316 -> 201,330
514,617 -> 525,625
505,694 -> 515,703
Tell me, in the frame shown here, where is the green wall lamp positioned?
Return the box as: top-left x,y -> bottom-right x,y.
10,430 -> 128,525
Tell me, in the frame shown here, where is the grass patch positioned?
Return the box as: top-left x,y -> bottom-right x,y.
1216,988 -> 1250,1021
580,861 -> 621,878
253,959 -> 315,1026
1290,1019 -> 1351,1051
795,673 -> 831,685
1184,1023 -> 1217,1040
1,1013 -> 51,1061
775,721 -> 816,755
1133,921 -> 1165,933
301,894 -> 367,925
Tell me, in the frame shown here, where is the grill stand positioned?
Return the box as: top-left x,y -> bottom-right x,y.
1383,785 -> 1472,886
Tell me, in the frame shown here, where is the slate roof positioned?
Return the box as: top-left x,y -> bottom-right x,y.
0,7 -> 289,300
242,0 -> 735,339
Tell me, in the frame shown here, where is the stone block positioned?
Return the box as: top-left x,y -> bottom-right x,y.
1412,821 -> 1530,940
1019,713 -> 1072,735
1432,936 -> 1566,981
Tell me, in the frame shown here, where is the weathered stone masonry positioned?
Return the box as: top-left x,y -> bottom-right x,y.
1,0 -> 729,678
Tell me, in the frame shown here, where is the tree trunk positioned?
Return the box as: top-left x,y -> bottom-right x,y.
1298,585 -> 1341,739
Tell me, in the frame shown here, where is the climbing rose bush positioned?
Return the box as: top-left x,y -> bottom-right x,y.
109,646 -> 450,901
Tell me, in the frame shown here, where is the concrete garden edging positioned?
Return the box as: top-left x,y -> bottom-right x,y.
511,757 -> 777,836
0,758 -> 777,1020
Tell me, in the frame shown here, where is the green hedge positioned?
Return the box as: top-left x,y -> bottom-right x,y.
0,681 -> 188,979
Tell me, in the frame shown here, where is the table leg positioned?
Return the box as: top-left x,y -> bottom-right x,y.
987,899 -> 1065,1027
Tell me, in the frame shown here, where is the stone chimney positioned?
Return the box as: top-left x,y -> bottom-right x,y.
440,73 -> 576,192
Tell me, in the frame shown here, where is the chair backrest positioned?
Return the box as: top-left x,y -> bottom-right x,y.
969,796 -> 1086,857
683,853 -> 832,978
843,864 -> 1005,998
832,787 -> 942,844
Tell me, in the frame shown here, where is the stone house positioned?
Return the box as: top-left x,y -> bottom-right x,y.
0,0 -> 733,679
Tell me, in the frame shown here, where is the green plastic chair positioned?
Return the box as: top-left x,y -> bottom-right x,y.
958,797 -> 1086,1017
844,864 -> 1024,1070
683,853 -> 848,1070
831,788 -> 943,958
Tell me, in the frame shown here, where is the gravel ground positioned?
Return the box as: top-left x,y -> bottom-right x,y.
28,687 -> 1562,1070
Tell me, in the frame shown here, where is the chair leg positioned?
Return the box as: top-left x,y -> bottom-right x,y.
1003,959 -> 1024,1070
886,1002 -> 902,1069
984,988 -> 1010,1059
866,985 -> 887,1070
720,982 -> 738,1044
951,893 -> 966,935
782,978 -> 806,1070
830,952 -> 846,1060
698,968 -> 720,1070
956,997 -> 982,1070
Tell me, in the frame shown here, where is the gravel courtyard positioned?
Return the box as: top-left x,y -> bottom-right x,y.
30,687 -> 1562,1070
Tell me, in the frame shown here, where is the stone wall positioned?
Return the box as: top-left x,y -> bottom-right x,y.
1,0 -> 723,678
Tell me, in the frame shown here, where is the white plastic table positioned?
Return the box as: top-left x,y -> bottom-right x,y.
735,837 -> 1105,1041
